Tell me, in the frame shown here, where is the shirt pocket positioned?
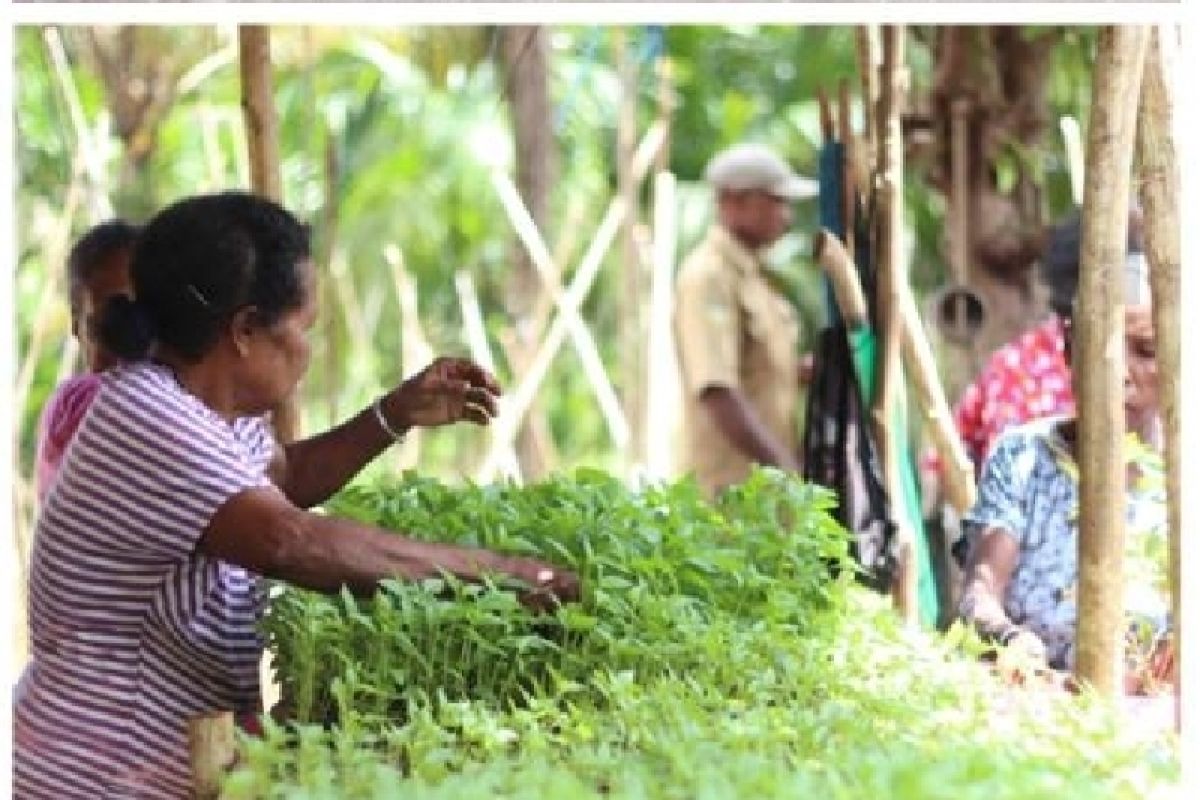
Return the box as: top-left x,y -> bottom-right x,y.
739,280 -> 798,378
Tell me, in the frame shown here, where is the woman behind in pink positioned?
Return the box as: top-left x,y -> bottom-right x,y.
34,220 -> 139,502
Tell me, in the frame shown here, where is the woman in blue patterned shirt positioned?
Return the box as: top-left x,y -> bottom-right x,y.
957,250 -> 1172,691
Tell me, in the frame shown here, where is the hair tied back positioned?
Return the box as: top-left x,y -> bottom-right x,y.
97,294 -> 157,361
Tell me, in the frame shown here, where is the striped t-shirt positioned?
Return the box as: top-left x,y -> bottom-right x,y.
14,362 -> 276,799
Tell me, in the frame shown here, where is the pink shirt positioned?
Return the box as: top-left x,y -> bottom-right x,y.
34,374 -> 104,503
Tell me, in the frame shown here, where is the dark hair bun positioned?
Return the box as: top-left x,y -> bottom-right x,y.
97,294 -> 156,360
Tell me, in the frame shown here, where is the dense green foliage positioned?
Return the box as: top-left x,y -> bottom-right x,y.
239,471 -> 1178,799
15,25 -> 1098,479
266,468 -> 851,723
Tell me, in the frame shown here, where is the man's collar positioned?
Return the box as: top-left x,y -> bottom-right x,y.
708,224 -> 763,277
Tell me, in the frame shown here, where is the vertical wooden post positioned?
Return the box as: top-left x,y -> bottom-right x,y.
837,79 -> 856,260
1135,25 -> 1180,726
856,25 -> 881,176
614,27 -> 645,473
238,25 -> 298,445
645,171 -> 678,481
238,26 -> 282,203
1074,25 -> 1150,698
238,22 -> 290,738
643,54 -> 676,480
872,25 -> 918,624
189,711 -> 236,800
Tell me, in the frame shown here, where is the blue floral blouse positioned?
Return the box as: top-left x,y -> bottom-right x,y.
960,416 -> 1168,670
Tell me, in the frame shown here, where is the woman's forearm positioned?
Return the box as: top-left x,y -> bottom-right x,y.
281,403 -> 403,508
274,512 -> 514,595
960,573 -> 1019,642
202,489 -> 526,595
958,528 -> 1023,642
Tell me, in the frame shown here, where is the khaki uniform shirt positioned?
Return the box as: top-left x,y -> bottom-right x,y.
674,224 -> 801,496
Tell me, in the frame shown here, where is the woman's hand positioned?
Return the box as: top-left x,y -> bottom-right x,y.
993,627 -> 1049,687
496,555 -> 582,612
382,357 -> 502,431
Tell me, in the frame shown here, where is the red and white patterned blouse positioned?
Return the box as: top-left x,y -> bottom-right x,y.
953,316 -> 1075,473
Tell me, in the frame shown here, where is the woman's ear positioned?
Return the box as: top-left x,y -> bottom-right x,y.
229,306 -> 259,357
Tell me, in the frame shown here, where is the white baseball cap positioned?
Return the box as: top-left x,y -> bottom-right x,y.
704,143 -> 818,200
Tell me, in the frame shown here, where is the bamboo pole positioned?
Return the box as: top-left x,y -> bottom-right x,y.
1135,26 -> 1180,726
477,123 -> 667,482
856,25 -> 881,176
478,199 -> 629,483
655,56 -> 674,175
1074,25 -> 1150,698
454,270 -> 522,482
837,80 -> 856,259
644,172 -> 678,481
817,87 -> 835,144
491,170 -> 631,451
238,25 -> 297,444
321,130 -> 341,427
614,27 -> 645,472
1059,116 -> 1086,206
238,26 -> 282,203
188,711 -> 236,800
813,231 -> 869,328
871,26 -> 918,624
949,97 -> 971,289
385,246 -> 433,472
816,230 -> 976,515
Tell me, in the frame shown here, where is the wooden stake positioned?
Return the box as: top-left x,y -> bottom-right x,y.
1074,25 -> 1150,698
188,711 -> 236,800
1135,26 -> 1180,727
817,86 -> 834,144
491,170 -> 631,451
644,171 -> 679,480
837,79 -> 856,259
813,230 -> 869,328
856,25 -> 881,174
454,270 -> 523,482
615,27 -> 645,473
477,123 -> 667,482
238,26 -> 282,203
385,246 -> 433,472
238,25 -> 298,444
872,25 -> 918,624
816,230 -> 976,516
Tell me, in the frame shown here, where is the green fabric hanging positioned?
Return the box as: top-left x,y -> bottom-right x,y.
848,328 -> 939,629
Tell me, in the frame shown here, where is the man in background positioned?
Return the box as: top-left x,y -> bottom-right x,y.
673,143 -> 816,497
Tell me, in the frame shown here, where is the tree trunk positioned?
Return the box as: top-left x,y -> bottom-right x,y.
1135,26 -> 1180,725
1074,25 -> 1149,698
78,26 -> 215,219
916,26 -> 1068,402
498,25 -> 559,480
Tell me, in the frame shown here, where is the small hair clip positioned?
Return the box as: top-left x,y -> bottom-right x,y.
186,283 -> 212,309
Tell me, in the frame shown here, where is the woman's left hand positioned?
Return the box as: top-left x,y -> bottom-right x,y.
382,357 -> 502,430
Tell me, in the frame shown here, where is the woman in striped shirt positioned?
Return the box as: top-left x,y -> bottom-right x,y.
13,192 -> 579,798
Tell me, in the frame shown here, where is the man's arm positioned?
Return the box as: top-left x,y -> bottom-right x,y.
700,385 -> 800,471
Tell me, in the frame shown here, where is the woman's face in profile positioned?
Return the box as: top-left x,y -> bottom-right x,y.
1062,302 -> 1159,437
236,259 -> 318,414
1122,304 -> 1159,431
